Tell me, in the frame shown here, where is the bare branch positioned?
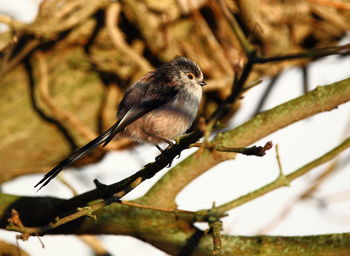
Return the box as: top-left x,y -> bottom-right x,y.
208,137 -> 350,215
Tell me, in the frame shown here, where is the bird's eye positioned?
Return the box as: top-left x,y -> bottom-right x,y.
187,73 -> 194,80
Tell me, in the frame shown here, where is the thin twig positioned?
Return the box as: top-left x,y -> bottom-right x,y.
57,175 -> 79,196
120,200 -> 210,217
258,116 -> 350,233
202,137 -> 350,215
275,144 -> 288,184
255,43 -> 350,63
191,141 -> 273,157
257,160 -> 340,234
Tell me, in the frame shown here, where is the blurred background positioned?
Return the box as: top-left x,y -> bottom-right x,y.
0,0 -> 350,255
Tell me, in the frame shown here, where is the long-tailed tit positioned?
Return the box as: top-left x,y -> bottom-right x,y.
35,56 -> 206,190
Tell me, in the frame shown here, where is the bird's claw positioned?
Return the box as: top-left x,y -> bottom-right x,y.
155,148 -> 175,167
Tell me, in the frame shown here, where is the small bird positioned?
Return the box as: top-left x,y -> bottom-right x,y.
35,56 -> 206,190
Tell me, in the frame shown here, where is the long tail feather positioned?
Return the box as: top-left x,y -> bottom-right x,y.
34,121 -> 120,191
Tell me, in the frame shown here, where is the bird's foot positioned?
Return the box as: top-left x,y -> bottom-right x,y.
155,144 -> 181,167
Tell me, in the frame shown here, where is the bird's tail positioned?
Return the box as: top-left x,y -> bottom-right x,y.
34,121 -> 121,191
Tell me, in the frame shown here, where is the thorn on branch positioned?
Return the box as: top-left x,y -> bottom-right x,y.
93,178 -> 108,189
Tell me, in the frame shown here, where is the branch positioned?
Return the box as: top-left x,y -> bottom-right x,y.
207,137 -> 350,215
1,193 -> 350,256
141,77 -> 350,208
258,158 -> 341,234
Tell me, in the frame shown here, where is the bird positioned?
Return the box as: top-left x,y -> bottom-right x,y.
35,56 -> 206,191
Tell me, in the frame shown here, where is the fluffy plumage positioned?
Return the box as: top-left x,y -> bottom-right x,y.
35,56 -> 205,191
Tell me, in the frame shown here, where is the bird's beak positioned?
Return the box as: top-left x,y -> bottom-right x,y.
199,81 -> 206,87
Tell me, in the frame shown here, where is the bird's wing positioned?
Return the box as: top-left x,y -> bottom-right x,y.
102,73 -> 179,146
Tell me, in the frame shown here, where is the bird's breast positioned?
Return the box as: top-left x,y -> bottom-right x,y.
122,89 -> 201,144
